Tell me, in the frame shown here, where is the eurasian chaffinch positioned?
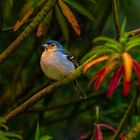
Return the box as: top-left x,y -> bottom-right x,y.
40,40 -> 86,98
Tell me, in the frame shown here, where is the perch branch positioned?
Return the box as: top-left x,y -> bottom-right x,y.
4,56 -> 95,124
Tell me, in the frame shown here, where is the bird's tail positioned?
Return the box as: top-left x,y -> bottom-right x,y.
73,80 -> 87,99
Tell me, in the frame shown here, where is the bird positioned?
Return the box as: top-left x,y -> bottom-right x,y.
40,40 -> 87,98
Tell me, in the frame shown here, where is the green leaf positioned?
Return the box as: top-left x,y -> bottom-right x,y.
0,118 -> 6,123
34,122 -> 40,140
127,37 -> 140,45
3,0 -> 13,21
126,37 -> 140,50
0,135 -> 9,140
64,0 -> 95,22
131,115 -> 140,126
19,0 -> 33,18
55,4 -> 69,41
0,124 -> 9,131
93,36 -> 122,48
120,19 -> 126,37
40,135 -> 53,140
105,43 -> 121,52
0,132 -> 23,140
32,0 -> 39,9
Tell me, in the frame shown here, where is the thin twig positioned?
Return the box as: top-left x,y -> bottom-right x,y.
111,91 -> 138,140
0,0 -> 57,64
127,28 -> 140,37
26,92 -> 103,113
112,0 -> 120,39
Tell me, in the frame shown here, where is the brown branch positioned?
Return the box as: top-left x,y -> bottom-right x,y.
27,92 -> 103,113
128,28 -> 140,37
41,103 -> 93,125
0,0 -> 57,64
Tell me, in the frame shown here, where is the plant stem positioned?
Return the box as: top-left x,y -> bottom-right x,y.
112,0 -> 120,39
26,92 -> 103,113
127,28 -> 140,37
111,91 -> 138,140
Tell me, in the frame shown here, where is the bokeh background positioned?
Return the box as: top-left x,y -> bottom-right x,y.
0,0 -> 140,139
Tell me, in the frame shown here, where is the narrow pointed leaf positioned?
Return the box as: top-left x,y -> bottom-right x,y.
36,23 -> 43,37
99,124 -> 125,140
88,68 -> 105,87
126,37 -> 140,50
0,117 -> 6,123
132,59 -> 140,86
80,135 -> 91,140
32,0 -> 39,9
64,0 -> 95,22
3,0 -> 13,21
127,37 -> 140,46
95,125 -> 103,140
99,123 -> 117,133
0,132 -> 23,139
94,61 -> 117,91
126,42 -> 140,51
123,72 -> 131,96
83,55 -> 109,73
36,10 -> 52,37
55,4 -> 69,41
93,36 -> 122,48
19,0 -> 33,18
107,67 -> 123,97
120,19 -> 126,38
0,135 -> 8,140
0,123 -> 9,131
35,122 -> 40,140
14,7 -> 33,31
40,135 -> 53,140
120,135 -> 125,140
59,0 -> 80,36
122,52 -> 132,82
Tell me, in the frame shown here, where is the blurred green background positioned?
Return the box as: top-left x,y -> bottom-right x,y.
0,0 -> 140,139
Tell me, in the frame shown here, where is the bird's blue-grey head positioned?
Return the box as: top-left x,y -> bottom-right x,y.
42,40 -> 63,50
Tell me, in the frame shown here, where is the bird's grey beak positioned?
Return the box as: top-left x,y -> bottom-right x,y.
42,44 -> 49,48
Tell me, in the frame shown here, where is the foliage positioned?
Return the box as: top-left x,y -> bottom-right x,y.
0,0 -> 140,140
0,117 -> 22,140
34,122 -> 53,140
83,21 -> 140,96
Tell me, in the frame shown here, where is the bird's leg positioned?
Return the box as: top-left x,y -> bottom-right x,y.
73,80 -> 87,99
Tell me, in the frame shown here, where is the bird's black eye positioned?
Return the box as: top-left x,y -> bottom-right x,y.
51,44 -> 55,47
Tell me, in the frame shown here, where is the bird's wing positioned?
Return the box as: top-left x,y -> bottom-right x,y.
60,49 -> 79,68
67,55 -> 79,68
